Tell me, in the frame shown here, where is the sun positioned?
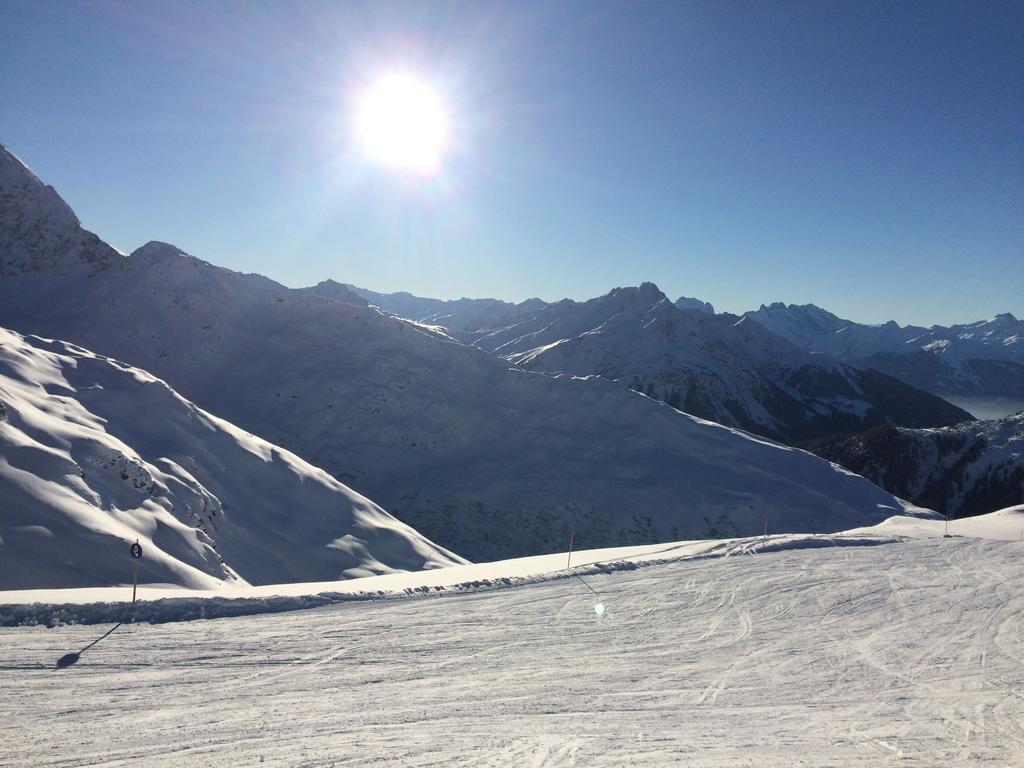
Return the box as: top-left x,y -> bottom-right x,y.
355,73 -> 448,175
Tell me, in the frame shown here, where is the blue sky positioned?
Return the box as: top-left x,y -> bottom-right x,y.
2,0 -> 1021,325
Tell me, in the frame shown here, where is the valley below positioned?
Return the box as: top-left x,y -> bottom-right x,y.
945,397 -> 1024,422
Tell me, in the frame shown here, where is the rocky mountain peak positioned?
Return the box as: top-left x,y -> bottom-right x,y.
303,279 -> 370,306
0,143 -> 121,276
131,240 -> 188,260
674,295 -> 715,314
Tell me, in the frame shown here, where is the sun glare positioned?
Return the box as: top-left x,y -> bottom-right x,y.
356,74 -> 448,175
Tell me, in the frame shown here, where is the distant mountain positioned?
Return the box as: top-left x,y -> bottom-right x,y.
338,284 -> 547,334
807,413 -> 1024,519
470,283 -> 971,444
295,279 -> 369,307
0,327 -> 462,590
674,295 -> 714,314
0,143 -> 934,562
745,303 -> 1024,401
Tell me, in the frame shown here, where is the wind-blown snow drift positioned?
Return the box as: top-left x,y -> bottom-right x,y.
0,328 -> 463,590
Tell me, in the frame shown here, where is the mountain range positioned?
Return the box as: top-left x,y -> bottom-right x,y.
344,281 -> 1021,426
338,283 -> 545,334
0,142 -> 934,570
344,281 -> 1022,521
463,283 -> 970,444
745,302 -> 1024,403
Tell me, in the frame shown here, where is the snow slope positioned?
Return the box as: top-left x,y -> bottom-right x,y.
0,327 -> 463,590
746,302 -> 1024,401
469,283 -> 970,444
0,144 -> 936,562
848,503 -> 1024,540
7,504 -> 1019,619
0,531 -> 903,620
4,506 -> 1019,619
1,532 -> 1021,765
808,413 -> 1024,518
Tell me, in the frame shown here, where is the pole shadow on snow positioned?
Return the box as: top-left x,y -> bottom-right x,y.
55,623 -> 123,669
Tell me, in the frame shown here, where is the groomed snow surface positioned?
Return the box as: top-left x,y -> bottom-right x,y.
2,513 -> 1022,766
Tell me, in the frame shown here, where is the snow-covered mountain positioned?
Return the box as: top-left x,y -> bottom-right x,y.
0,145 -> 121,277
807,412 -> 1024,519
745,302 -> 1024,401
334,283 -> 547,334
0,327 -> 462,590
292,279 -> 370,307
469,283 -> 970,444
0,143 -> 935,561
674,295 -> 714,314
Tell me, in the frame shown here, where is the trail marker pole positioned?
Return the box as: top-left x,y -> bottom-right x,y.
129,540 -> 143,602
945,514 -> 949,537
566,532 -> 575,570
763,514 -> 768,543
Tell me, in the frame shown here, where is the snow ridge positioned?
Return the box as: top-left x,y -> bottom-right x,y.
0,327 -> 463,590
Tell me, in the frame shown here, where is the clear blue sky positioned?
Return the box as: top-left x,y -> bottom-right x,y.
2,0 -> 1021,325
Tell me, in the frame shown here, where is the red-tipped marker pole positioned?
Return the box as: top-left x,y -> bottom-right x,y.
566,531 -> 575,570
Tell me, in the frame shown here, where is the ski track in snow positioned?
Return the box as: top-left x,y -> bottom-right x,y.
1,537 -> 1022,766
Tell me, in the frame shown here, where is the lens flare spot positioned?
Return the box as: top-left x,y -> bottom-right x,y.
594,602 -> 606,617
